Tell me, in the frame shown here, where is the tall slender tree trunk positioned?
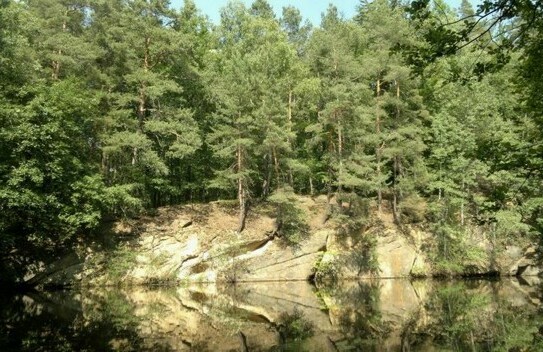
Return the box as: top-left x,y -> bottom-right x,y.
131,148 -> 137,165
134,36 -> 151,165
461,178 -> 465,226
263,153 -> 271,197
52,13 -> 68,80
438,164 -> 442,201
101,152 -> 109,180
337,114 -> 343,209
375,78 -> 382,213
392,80 -> 401,223
272,146 -> 280,187
326,131 -> 335,216
137,36 -> 150,131
393,156 -> 399,223
237,142 -> 247,233
287,89 -> 294,186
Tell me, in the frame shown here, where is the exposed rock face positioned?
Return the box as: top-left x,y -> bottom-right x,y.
502,245 -> 541,277
236,229 -> 331,281
77,197 -> 334,285
26,197 -> 542,287
25,253 -> 83,288
375,234 -> 420,278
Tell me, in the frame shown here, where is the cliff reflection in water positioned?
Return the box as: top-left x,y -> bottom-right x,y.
1,278 -> 543,351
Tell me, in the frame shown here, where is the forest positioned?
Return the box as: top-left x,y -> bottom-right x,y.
1,0 -> 543,283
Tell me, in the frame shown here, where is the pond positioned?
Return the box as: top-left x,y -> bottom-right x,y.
1,278 -> 542,351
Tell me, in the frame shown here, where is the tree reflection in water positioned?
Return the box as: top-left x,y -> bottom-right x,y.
411,280 -> 543,351
1,278 -> 542,351
0,290 -> 167,352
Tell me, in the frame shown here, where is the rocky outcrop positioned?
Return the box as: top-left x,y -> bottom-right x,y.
24,252 -> 84,288
375,234 -> 427,278
71,198 -> 334,286
25,197 -> 543,288
501,245 -> 541,276
235,229 -> 331,281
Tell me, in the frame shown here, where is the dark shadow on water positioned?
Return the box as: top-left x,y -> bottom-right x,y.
0,289 -> 175,352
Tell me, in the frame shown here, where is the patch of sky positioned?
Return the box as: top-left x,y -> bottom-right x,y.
169,0 -> 480,26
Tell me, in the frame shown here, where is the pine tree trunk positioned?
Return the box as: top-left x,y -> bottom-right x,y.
137,36 -> 150,131
287,89 -> 294,186
392,80 -> 401,223
237,144 -> 247,233
101,152 -> 108,176
263,153 -> 271,197
461,179 -> 465,226
327,130 -> 335,212
393,156 -> 399,224
273,147 -> 280,188
132,147 -> 137,165
337,116 -> 343,209
238,198 -> 247,233
52,13 -> 67,80
376,78 -> 382,213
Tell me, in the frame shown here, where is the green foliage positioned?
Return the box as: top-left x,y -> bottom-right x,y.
494,209 -> 532,243
268,187 -> 309,246
313,252 -> 339,284
103,184 -> 144,218
103,245 -> 138,282
0,79 -> 104,255
430,225 -> 489,275
420,281 -> 543,351
276,308 -> 315,341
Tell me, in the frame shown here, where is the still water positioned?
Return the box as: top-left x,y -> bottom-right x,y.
1,278 -> 542,351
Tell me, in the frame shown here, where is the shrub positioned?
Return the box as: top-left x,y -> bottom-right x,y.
430,225 -> 488,275
313,253 -> 339,283
104,245 -> 138,281
277,308 -> 315,341
268,187 -> 309,247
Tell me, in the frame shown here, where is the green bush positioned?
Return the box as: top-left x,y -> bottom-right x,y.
313,253 -> 339,283
268,187 -> 309,247
277,308 -> 315,341
104,245 -> 138,281
430,225 -> 488,275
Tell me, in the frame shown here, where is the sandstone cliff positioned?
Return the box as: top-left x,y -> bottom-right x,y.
26,196 -> 542,288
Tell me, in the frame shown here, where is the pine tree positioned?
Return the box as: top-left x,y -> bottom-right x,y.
356,0 -> 428,220
25,0 -> 98,80
280,5 -> 312,56
91,0 -> 202,210
206,2 -> 307,231
250,0 -> 275,20
306,8 -> 376,211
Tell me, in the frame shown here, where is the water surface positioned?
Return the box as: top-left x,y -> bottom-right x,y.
1,278 -> 542,351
